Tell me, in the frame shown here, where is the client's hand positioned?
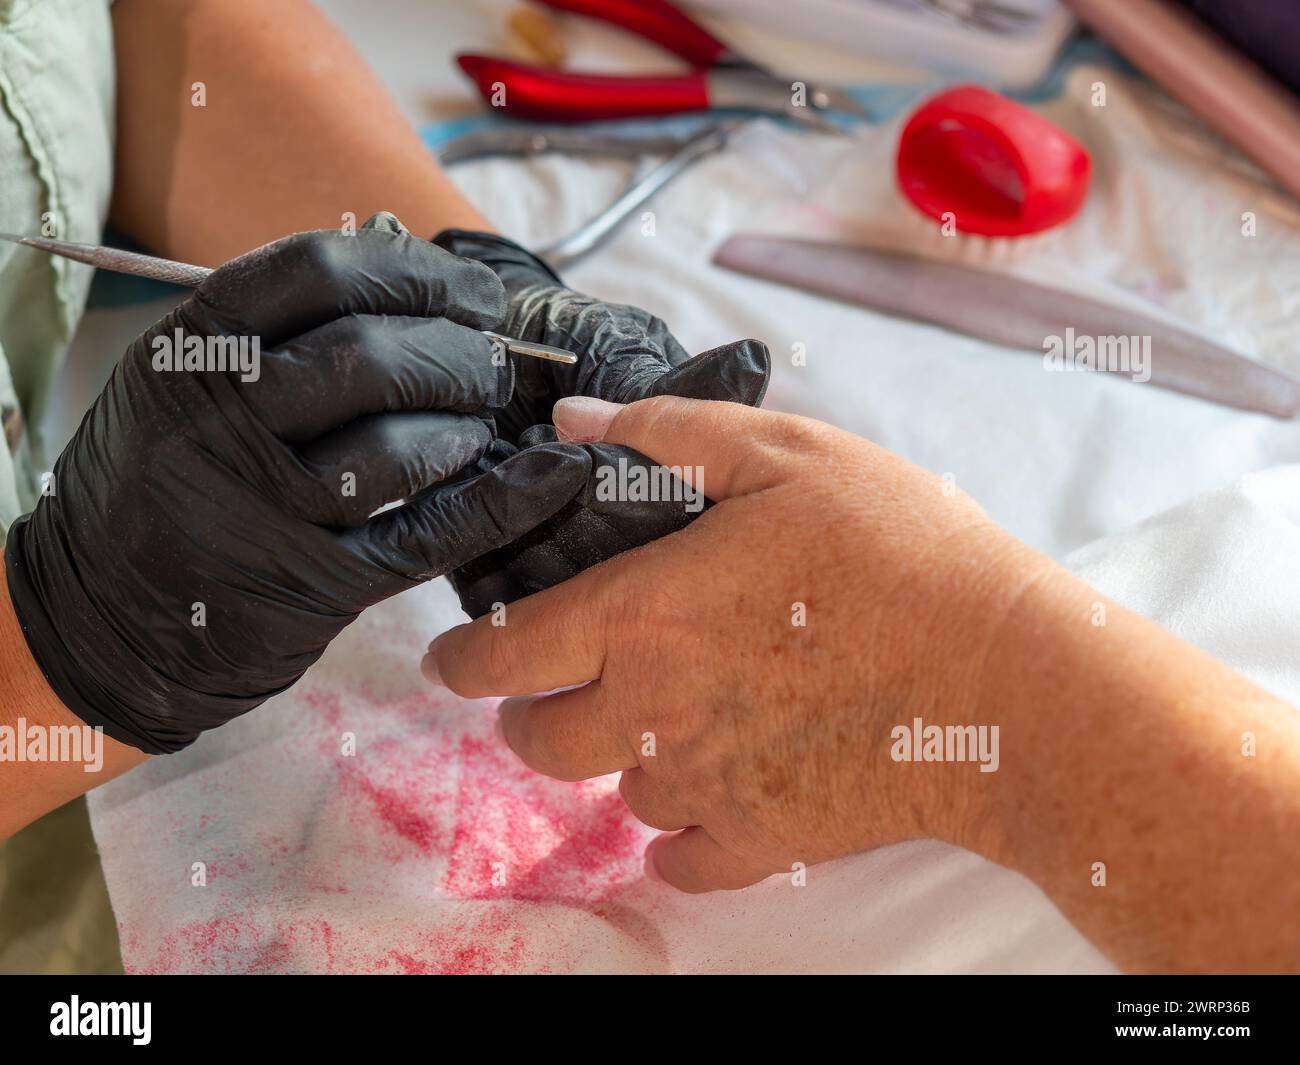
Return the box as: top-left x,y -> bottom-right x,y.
424,395 -> 1050,890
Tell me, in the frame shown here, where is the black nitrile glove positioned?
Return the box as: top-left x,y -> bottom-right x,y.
447,432 -> 689,618
432,230 -> 772,440
4,215 -> 594,754
450,339 -> 772,618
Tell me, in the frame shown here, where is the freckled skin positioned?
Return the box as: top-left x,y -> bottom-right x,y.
596,478 -> 1016,872
434,396 -> 1300,973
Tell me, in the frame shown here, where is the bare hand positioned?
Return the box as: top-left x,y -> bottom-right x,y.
424,395 -> 1050,892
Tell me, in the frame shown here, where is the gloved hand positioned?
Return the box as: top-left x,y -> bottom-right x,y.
450,339 -> 772,618
430,230 -> 770,619
431,230 -> 769,439
4,216 -> 593,754
447,430 -> 689,618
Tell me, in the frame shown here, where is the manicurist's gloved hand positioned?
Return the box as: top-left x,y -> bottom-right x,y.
4,218 -> 593,754
432,228 -> 770,616
430,230 -> 769,439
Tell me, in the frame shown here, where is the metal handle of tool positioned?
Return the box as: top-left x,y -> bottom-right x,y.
435,126 -> 687,165
0,235 -> 217,287
530,0 -> 734,67
538,121 -> 737,269
0,232 -> 577,365
456,54 -> 710,122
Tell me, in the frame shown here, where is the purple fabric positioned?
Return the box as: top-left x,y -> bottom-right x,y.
1180,1 -> 1300,96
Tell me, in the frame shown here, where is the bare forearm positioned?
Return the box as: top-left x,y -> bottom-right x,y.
0,565 -> 146,842
110,0 -> 491,266
977,561 -> 1300,973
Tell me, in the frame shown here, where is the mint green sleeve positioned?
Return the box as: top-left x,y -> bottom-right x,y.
0,0 -> 116,543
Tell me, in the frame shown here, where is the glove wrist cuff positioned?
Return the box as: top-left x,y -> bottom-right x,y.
5,517 -> 173,753
5,515 -> 267,755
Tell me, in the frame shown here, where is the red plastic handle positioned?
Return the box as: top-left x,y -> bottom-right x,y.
530,0 -> 730,66
896,85 -> 1092,237
457,54 -> 710,122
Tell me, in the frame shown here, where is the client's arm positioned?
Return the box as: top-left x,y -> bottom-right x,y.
426,395 -> 1300,974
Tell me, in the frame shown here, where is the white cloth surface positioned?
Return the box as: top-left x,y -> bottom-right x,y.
83,12 -> 1300,972
85,463 -> 1300,974
1067,465 -> 1300,710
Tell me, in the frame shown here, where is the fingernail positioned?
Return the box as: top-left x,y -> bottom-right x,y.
643,842 -> 665,884
420,651 -> 444,687
553,396 -> 622,443
494,697 -> 531,747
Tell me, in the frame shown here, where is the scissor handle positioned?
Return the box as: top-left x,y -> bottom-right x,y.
457,54 -> 710,122
529,0 -> 732,67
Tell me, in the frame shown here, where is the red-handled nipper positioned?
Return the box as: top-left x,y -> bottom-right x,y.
457,0 -> 869,130
896,85 -> 1093,237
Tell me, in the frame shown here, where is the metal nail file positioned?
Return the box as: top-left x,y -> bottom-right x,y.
714,234 -> 1300,418
0,232 -> 578,365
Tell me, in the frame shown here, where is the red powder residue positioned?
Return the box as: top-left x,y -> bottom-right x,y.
123,681 -> 662,974
131,915 -> 253,974
355,775 -> 440,855
444,732 -> 648,904
246,918 -> 337,974
131,914 -> 340,975
377,909 -> 528,975
202,854 -> 252,881
327,718 -> 646,903
329,726 -> 455,860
